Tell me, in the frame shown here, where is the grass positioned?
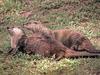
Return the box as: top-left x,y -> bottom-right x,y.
0,0 -> 100,75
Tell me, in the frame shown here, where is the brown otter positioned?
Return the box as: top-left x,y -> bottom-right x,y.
7,26 -> 26,55
23,21 -> 100,53
53,29 -> 100,53
7,26 -> 100,60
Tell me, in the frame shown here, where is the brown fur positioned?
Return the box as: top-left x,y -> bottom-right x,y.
20,33 -> 100,60
7,27 -> 100,60
19,33 -> 66,60
7,26 -> 66,59
23,21 -> 100,53
53,29 -> 100,53
23,21 -> 55,42
23,21 -> 53,37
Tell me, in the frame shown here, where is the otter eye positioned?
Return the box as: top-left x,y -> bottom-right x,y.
7,27 -> 10,29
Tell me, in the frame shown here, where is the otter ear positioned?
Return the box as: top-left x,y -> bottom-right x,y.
7,26 -> 13,31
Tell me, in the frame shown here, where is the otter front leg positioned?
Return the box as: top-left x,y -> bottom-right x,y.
5,47 -> 18,59
7,48 -> 13,54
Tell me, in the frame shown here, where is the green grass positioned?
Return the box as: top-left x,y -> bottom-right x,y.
0,0 -> 100,75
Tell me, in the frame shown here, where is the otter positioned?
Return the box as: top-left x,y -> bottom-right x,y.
7,26 -> 100,60
53,29 -> 100,53
23,21 -> 100,53
7,26 -> 26,55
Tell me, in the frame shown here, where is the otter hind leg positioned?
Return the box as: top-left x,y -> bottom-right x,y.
55,51 -> 65,61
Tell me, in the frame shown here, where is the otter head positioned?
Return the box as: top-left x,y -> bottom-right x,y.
77,37 -> 94,51
7,26 -> 25,49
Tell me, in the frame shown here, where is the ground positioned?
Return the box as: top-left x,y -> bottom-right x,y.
0,0 -> 100,75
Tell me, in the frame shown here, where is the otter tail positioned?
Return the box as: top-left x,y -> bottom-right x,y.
64,50 -> 100,58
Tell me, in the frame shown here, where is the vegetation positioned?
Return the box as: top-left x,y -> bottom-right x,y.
0,0 -> 100,75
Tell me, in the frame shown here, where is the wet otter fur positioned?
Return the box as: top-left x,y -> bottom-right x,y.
23,21 -> 55,43
18,33 -> 100,60
53,29 -> 100,53
23,21 -> 100,53
7,27 -> 100,60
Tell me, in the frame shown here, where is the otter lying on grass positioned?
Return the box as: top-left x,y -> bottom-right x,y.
7,26 -> 100,60
7,26 -> 26,55
53,29 -> 100,53
23,21 -> 100,53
